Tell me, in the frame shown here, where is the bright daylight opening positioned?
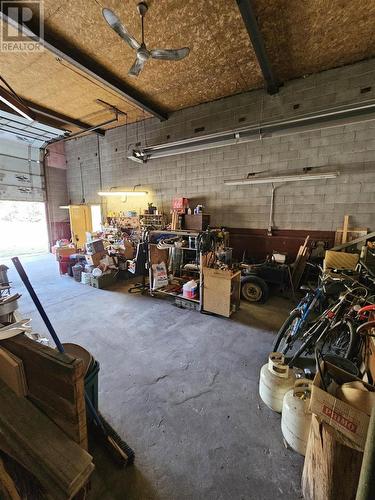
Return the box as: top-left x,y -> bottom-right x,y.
0,201 -> 49,259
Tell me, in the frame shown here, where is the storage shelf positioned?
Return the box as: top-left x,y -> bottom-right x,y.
176,294 -> 199,303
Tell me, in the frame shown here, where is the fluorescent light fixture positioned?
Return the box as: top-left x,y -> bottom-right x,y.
59,205 -> 70,209
98,191 -> 148,197
224,171 -> 339,186
127,147 -> 148,163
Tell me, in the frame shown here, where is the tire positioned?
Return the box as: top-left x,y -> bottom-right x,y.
273,309 -> 301,354
241,276 -> 269,303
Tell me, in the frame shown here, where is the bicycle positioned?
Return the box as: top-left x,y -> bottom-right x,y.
273,266 -> 347,356
286,283 -> 370,367
345,304 -> 375,377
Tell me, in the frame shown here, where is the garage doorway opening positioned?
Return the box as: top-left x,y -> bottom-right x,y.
0,201 -> 49,259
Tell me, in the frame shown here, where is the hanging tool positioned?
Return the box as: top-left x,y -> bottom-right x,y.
11,257 -> 135,466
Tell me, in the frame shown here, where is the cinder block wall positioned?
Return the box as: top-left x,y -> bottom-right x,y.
45,143 -> 70,244
65,59 -> 375,231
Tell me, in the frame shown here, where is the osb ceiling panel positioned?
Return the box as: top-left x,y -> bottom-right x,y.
1,0 -> 375,134
0,20 -> 148,131
252,0 -> 375,80
37,0 -> 262,110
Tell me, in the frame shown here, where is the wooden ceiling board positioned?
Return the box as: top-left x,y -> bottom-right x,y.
0,20 -> 148,130
29,0 -> 263,107
252,0 -> 375,80
2,0 -> 375,136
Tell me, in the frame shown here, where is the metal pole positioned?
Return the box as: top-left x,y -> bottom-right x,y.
356,398 -> 375,499
11,257 -> 65,353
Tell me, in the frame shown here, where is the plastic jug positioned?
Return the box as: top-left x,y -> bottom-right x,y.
183,280 -> 197,299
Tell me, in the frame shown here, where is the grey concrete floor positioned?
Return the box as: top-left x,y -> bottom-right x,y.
5,254 -> 303,500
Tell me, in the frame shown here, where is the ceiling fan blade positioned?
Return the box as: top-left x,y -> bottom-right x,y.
128,57 -> 145,77
102,8 -> 140,50
150,47 -> 190,61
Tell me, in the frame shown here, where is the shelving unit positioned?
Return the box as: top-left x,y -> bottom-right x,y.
148,230 -> 202,310
140,213 -> 166,229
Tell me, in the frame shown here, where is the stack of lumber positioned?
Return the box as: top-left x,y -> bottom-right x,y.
292,235 -> 310,289
0,378 -> 94,499
1,334 -> 87,449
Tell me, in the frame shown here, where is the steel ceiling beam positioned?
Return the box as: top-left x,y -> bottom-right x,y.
236,0 -> 280,95
0,10 -> 168,121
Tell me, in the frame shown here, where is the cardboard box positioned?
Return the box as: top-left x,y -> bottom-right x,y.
55,247 -> 76,262
122,240 -> 135,259
85,252 -> 106,267
309,361 -> 373,450
86,239 -> 105,255
90,271 -> 118,289
172,197 -> 189,214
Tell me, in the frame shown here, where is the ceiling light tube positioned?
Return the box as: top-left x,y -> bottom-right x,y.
224,172 -> 339,186
59,205 -> 70,209
98,191 -> 148,196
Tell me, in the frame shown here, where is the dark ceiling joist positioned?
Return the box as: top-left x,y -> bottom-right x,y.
236,0 -> 281,95
0,9 -> 168,122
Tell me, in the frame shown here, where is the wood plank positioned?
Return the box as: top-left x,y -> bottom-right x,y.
0,456 -> 20,500
342,214 -> 350,244
331,231 -> 375,252
1,334 -> 87,450
0,379 -> 93,500
302,415 -> 363,500
0,348 -> 27,397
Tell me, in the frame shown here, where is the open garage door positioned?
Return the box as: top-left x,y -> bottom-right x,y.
0,136 -> 49,258
0,200 -> 48,258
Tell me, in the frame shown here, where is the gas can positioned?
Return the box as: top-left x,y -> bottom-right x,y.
281,378 -> 312,455
259,352 -> 297,412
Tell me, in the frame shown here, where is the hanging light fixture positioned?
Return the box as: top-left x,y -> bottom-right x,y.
224,171 -> 339,186
97,191 -> 148,196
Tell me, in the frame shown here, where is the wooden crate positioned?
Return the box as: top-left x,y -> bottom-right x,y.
183,214 -> 210,231
1,334 -> 87,450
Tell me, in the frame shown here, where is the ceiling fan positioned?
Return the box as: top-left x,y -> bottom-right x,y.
102,2 -> 190,77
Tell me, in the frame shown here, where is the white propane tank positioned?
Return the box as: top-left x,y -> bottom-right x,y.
259,352 -> 297,413
281,378 -> 312,456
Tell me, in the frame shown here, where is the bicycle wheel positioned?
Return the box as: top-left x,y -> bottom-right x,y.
288,319 -> 328,367
320,319 -> 355,359
273,309 -> 302,355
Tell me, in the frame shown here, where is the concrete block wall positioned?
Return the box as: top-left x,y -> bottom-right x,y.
44,143 -> 70,245
65,58 -> 375,231
45,143 -> 69,224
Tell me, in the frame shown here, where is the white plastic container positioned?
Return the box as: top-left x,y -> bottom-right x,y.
281,378 -> 312,455
183,280 -> 197,299
81,272 -> 92,285
259,352 -> 297,413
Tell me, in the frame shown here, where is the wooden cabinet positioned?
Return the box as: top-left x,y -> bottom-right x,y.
203,267 -> 241,317
183,214 -> 210,231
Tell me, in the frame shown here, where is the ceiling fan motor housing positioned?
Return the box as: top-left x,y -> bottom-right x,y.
137,2 -> 148,16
